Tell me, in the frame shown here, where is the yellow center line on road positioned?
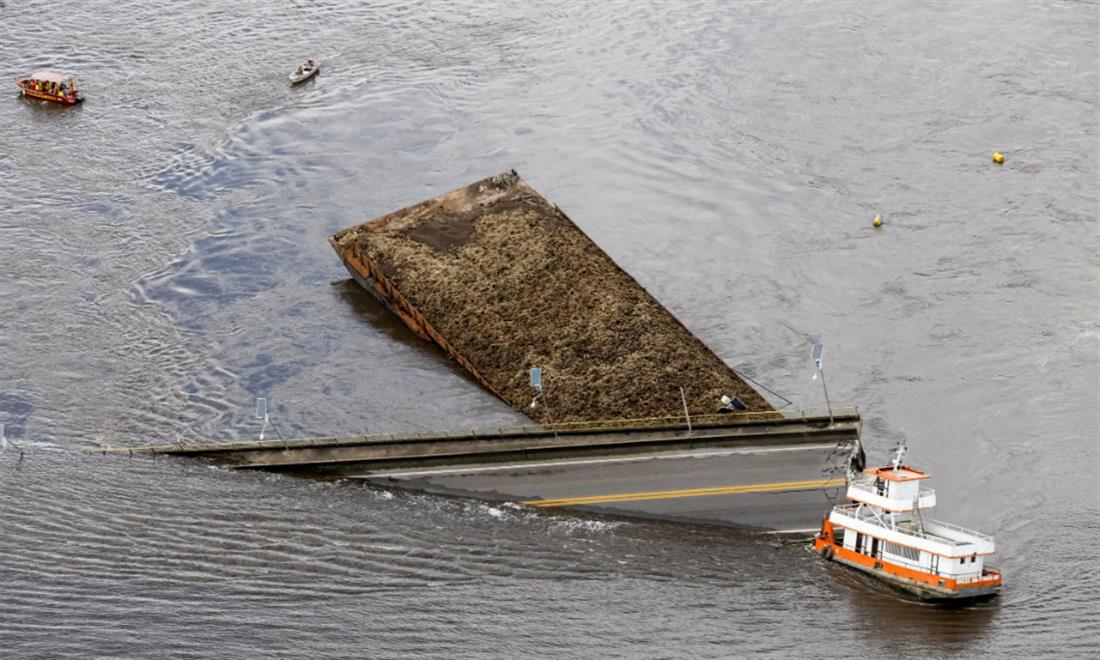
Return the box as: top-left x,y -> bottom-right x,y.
522,476 -> 847,508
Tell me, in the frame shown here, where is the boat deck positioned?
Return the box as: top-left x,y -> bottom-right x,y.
834,503 -> 992,547
895,520 -> 958,546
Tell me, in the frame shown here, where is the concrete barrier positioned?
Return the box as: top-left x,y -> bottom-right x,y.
104,408 -> 860,476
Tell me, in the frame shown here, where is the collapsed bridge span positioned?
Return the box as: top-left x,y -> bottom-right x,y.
330,171 -> 771,424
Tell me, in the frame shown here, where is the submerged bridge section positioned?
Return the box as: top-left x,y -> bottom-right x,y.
116,408 -> 859,474
107,408 -> 861,531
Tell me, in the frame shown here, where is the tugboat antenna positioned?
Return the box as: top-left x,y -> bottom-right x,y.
891,439 -> 907,471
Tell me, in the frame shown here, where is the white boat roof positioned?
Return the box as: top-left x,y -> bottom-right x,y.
30,70 -> 73,83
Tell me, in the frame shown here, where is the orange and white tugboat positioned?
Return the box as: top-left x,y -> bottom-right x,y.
16,70 -> 84,105
815,445 -> 1002,601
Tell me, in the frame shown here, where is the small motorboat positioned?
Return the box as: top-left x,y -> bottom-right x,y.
16,70 -> 84,105
289,60 -> 319,84
814,444 -> 1002,601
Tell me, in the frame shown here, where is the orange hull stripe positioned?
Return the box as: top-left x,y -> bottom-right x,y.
19,88 -> 77,104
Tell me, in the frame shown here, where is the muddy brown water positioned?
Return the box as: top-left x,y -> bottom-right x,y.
1,1 -> 1097,657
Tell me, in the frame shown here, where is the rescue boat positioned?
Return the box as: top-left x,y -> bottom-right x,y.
815,446 -> 1002,601
16,70 -> 83,105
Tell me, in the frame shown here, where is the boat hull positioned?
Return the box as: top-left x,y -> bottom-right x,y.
289,67 -> 319,84
17,81 -> 82,105
815,535 -> 1002,601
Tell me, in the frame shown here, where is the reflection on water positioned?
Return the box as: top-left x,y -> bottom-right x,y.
1,0 -> 1098,656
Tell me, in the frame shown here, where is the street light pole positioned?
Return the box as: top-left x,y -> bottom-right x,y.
811,343 -> 834,425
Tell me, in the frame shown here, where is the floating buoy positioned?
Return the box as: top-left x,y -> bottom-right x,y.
872,214 -> 882,228
992,151 -> 1005,164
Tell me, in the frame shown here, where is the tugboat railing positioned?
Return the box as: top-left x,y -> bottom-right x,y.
846,480 -> 936,506
832,504 -> 991,545
923,518 -> 994,543
868,549 -> 986,582
847,479 -> 934,497
845,479 -> 877,497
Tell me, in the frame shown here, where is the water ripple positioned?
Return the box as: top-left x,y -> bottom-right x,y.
1,0 -> 1098,657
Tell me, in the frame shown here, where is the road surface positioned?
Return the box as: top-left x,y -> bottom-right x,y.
356,442 -> 848,532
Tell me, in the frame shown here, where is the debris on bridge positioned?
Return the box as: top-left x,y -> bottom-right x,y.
330,170 -> 772,424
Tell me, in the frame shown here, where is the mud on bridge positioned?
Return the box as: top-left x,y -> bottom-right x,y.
330,171 -> 772,424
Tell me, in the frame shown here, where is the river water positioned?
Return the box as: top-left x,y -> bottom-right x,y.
1,1 -> 1097,657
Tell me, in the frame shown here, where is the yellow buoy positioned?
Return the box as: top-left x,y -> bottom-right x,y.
992,151 -> 1005,164
872,214 -> 882,228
